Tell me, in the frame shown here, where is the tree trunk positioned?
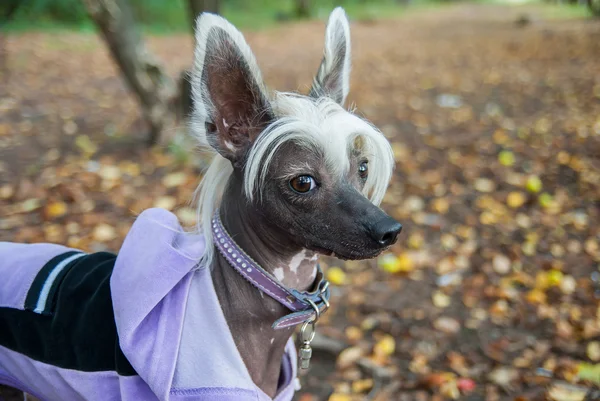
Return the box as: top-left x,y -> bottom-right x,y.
188,0 -> 220,33
179,0 -> 221,123
295,0 -> 311,18
83,0 -> 177,145
589,0 -> 600,16
0,30 -> 8,96
1,0 -> 22,96
177,69 -> 193,123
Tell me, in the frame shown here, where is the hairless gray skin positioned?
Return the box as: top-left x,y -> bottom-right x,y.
192,9 -> 402,397
212,151 -> 401,396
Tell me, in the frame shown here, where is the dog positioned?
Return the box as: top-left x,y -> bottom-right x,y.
0,7 -> 401,401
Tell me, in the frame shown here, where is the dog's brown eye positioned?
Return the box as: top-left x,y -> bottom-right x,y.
359,161 -> 368,179
289,175 -> 316,193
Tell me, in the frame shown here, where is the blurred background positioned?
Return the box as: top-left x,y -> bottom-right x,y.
1,0 -> 600,400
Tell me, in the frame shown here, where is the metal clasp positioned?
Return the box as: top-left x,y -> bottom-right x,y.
298,319 -> 316,370
298,280 -> 331,370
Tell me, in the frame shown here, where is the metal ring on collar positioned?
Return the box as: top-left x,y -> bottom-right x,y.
318,281 -> 330,311
320,294 -> 330,310
306,299 -> 320,323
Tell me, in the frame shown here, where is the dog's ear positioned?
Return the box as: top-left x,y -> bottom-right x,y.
191,13 -> 273,166
309,7 -> 351,106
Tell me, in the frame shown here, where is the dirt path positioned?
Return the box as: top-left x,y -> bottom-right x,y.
1,3 -> 600,401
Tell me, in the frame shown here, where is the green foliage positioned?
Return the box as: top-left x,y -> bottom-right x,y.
4,0 -> 416,32
6,0 -> 89,25
538,2 -> 593,19
4,0 -> 189,30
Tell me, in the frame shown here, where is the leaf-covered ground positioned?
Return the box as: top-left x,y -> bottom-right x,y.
1,3 -> 600,401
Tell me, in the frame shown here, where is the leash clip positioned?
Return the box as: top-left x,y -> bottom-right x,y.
298,282 -> 330,370
298,319 -> 316,370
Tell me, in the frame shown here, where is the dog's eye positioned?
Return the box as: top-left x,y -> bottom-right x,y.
359,161 -> 368,179
289,175 -> 316,193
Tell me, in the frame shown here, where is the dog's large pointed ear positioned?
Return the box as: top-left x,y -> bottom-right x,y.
309,7 -> 351,105
191,13 -> 273,166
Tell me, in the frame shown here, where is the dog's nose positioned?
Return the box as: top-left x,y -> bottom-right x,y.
370,218 -> 402,246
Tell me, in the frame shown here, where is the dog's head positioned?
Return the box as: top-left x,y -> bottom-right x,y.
192,8 -> 401,261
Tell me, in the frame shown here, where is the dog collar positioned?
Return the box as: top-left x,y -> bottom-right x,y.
211,211 -> 331,330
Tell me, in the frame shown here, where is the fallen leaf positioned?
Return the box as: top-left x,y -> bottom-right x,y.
432,198 -> 450,214
345,326 -> 363,343
378,253 -> 413,274
75,135 -> 98,156
488,367 -> 518,387
440,380 -> 460,399
98,165 -> 121,181
547,383 -> 586,401
176,207 -> 197,226
560,275 -> 577,295
328,394 -> 352,401
507,191 -> 526,208
327,267 -> 347,286
154,196 -> 177,211
337,346 -> 364,370
44,201 -> 68,219
433,317 -> 460,334
498,150 -> 515,166
587,342 -> 600,362
457,378 -> 476,393
0,184 -> 14,200
492,254 -> 511,275
373,334 -> 396,359
578,363 -> 600,384
526,175 -> 543,193
526,288 -> 547,304
424,372 -> 455,387
162,172 -> 187,188
351,379 -> 373,393
93,223 -> 117,242
20,198 -> 42,213
433,291 -> 451,308
539,192 -> 554,208
474,178 -> 495,193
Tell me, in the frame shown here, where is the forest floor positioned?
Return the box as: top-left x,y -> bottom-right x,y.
1,2 -> 600,400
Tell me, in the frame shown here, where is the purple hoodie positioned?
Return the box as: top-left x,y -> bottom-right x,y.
0,208 -> 298,401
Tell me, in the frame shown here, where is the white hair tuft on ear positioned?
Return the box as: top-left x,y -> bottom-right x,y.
191,13 -> 269,151
191,13 -> 272,267
309,7 -> 352,105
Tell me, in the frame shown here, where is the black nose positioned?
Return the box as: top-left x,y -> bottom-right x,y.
369,218 -> 402,246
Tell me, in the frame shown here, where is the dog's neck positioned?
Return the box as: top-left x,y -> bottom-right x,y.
209,173 -> 318,397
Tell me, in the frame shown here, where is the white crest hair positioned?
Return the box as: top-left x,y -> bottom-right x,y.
191,10 -> 394,267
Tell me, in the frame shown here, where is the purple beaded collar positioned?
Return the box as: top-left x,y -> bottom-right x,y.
212,211 -> 331,330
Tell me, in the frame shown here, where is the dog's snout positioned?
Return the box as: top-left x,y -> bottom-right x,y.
370,218 -> 402,246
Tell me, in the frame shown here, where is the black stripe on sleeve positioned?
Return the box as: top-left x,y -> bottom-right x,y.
24,251 -> 82,312
0,252 -> 136,376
